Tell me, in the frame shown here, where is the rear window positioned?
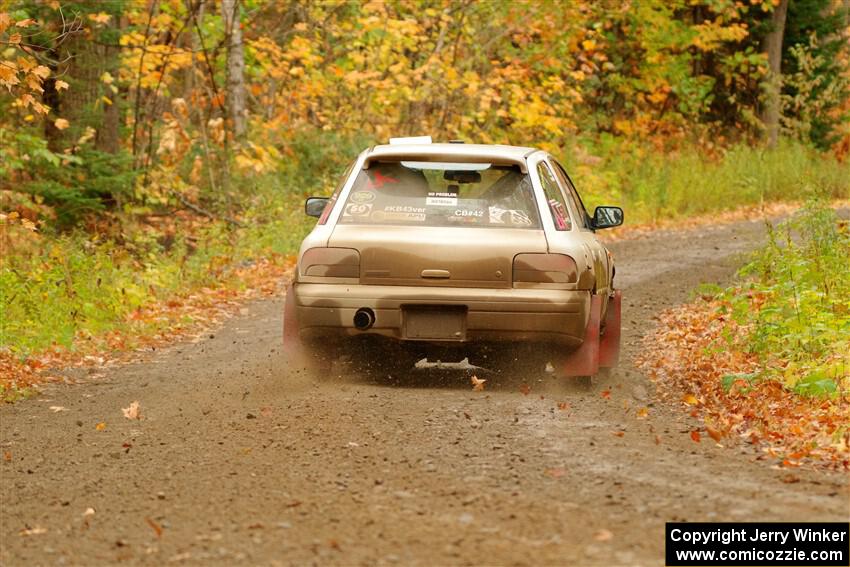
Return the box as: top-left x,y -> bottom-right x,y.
337,161 -> 541,229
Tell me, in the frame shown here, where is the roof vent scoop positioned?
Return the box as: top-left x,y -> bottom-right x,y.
389,136 -> 432,145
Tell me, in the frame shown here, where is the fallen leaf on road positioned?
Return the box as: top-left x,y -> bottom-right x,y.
146,517 -> 163,538
3,451 -> 10,462
655,435 -> 662,445
544,362 -> 555,374
780,473 -> 800,484
260,406 -> 273,418
471,375 -> 486,391
95,422 -> 107,431
544,467 -> 566,478
682,394 -> 699,406
690,430 -> 701,443
557,402 -> 568,411
519,384 -> 531,395
83,507 -> 95,516
612,431 -> 625,437
636,407 -> 649,418
285,500 -> 302,508
601,389 -> 611,399
20,526 -> 47,536
122,401 -> 141,420
706,426 -> 723,442
593,529 -> 613,542
49,406 -> 67,412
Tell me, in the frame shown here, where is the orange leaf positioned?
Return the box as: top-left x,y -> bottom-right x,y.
519,384 -> 531,396
682,394 -> 699,406
145,517 -> 163,538
706,426 -> 722,442
690,430 -> 701,443
601,389 -> 611,399
544,467 -> 566,478
95,422 -> 106,431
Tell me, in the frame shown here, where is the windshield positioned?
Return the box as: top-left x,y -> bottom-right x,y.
337,161 -> 540,229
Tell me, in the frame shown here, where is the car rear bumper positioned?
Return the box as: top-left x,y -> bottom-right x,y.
291,282 -> 591,347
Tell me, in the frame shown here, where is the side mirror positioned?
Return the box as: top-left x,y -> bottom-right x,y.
305,197 -> 330,218
591,206 -> 624,230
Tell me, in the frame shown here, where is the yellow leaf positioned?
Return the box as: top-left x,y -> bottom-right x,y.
682,394 -> 699,406
32,65 -> 50,79
53,118 -> 69,130
55,79 -> 69,91
95,422 -> 106,431
88,12 -> 111,25
581,39 -> 596,51
16,18 -> 36,27
100,71 -> 113,84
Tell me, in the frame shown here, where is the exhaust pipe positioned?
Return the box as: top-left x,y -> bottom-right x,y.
353,308 -> 375,330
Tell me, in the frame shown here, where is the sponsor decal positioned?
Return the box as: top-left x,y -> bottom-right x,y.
489,206 -> 533,226
343,203 -> 372,216
384,205 -> 426,213
350,190 -> 376,204
371,210 -> 426,222
452,208 -> 484,218
426,191 -> 458,207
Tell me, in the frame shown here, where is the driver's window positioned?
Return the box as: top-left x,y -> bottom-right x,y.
536,162 -> 571,231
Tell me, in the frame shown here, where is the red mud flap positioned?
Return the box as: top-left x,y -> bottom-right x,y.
562,294 -> 601,377
599,290 -> 621,368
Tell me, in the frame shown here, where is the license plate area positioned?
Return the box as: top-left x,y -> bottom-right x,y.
402,306 -> 467,341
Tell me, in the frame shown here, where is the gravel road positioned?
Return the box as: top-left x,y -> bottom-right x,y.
2,219 -> 847,566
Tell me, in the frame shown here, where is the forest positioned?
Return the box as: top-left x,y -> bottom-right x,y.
1,0 -> 849,404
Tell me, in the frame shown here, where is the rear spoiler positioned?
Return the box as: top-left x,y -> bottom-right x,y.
363,146 -> 531,173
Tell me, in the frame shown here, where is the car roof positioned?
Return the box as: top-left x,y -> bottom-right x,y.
364,143 -> 543,173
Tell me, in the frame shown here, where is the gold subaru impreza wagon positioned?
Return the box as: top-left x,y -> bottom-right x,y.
284,137 -> 623,383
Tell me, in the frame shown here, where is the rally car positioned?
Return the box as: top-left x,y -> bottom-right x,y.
283,137 -> 623,384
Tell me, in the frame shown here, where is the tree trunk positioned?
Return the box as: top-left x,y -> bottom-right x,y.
96,18 -> 122,154
222,0 -> 247,141
761,0 -> 788,149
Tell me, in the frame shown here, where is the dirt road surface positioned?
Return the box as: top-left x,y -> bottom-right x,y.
2,219 -> 848,566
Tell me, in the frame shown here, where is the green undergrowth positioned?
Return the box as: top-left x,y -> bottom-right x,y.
715,199 -> 850,398
0,193 -> 314,358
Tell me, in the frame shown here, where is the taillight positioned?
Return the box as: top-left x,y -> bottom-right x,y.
301,247 -> 360,278
512,253 -> 577,286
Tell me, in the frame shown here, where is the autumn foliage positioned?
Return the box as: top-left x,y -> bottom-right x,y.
637,201 -> 850,469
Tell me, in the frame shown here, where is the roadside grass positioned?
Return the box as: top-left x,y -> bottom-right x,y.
637,199 -> 850,468
1,137 -> 848,398
569,140 -> 849,222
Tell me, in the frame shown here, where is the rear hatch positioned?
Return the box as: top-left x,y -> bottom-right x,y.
328,224 -> 548,288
